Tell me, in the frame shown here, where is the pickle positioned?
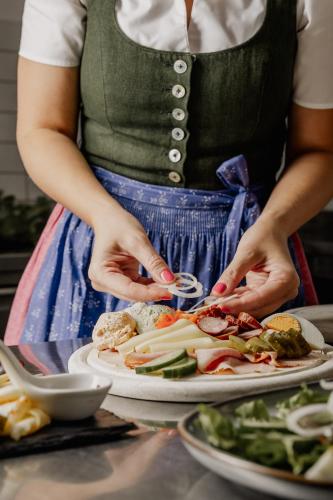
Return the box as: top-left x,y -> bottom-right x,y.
229,336 -> 248,353
245,337 -> 271,353
260,329 -> 311,359
261,330 -> 287,357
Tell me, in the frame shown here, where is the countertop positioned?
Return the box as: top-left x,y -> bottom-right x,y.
2,305 -> 333,500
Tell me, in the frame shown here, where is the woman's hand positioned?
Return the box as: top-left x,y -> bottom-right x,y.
211,216 -> 300,317
88,208 -> 175,302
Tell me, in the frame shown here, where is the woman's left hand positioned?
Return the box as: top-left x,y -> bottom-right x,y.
211,217 -> 300,318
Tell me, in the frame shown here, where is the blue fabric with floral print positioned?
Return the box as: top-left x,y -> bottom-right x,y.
21,156 -> 306,342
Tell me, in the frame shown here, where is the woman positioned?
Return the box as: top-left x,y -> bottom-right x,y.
5,0 -> 333,344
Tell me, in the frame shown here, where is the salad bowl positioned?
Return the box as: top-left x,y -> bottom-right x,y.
178,383 -> 333,500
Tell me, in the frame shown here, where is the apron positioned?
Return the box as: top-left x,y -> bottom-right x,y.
4,0 -> 318,344
5,156 -> 317,344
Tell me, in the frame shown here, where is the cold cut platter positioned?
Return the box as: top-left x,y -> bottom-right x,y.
68,300 -> 333,402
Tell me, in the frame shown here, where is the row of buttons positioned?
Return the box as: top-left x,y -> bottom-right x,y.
169,59 -> 188,184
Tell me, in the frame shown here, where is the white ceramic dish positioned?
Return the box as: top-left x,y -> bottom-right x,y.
287,305 -> 333,343
68,307 -> 333,402
68,343 -> 332,402
178,384 -> 333,500
0,340 -> 111,420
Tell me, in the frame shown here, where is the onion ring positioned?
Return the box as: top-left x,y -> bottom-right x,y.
158,272 -> 203,299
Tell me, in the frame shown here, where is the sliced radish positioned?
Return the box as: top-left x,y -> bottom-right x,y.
224,326 -> 239,336
197,317 -> 229,335
238,329 -> 263,340
217,326 -> 239,340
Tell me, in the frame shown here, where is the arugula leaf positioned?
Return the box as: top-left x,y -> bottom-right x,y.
282,435 -> 328,475
277,384 -> 329,418
242,432 -> 288,468
196,386 -> 330,476
235,399 -> 270,421
197,404 -> 236,450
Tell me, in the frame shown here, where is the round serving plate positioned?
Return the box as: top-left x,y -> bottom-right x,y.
178,384 -> 333,500
101,393 -> 197,429
287,305 -> 333,343
68,345 -> 332,403
68,306 -> 333,402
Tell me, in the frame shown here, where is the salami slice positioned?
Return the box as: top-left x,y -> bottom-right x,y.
237,312 -> 262,330
225,314 -> 239,327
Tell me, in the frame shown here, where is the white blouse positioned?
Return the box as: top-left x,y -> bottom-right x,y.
19,0 -> 333,109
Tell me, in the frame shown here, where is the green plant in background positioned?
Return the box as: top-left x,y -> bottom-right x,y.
0,190 -> 54,252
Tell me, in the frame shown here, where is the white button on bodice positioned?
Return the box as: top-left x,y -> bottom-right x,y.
168,149 -> 182,163
172,108 -> 186,121
172,128 -> 185,141
172,84 -> 186,98
173,59 -> 188,74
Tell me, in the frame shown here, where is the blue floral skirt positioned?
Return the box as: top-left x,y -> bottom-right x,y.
5,156 -> 317,344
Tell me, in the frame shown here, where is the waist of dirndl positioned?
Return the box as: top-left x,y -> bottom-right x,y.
91,163 -> 264,234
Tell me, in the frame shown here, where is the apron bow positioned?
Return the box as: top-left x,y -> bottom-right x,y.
216,155 -> 262,267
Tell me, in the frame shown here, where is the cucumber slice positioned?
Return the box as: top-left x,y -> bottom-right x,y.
162,357 -> 197,379
135,349 -> 187,374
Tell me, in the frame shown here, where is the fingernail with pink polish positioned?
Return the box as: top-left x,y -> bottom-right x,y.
213,282 -> 227,294
160,295 -> 173,301
161,269 -> 175,282
220,306 -> 231,313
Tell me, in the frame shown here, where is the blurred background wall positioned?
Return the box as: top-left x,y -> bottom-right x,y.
0,0 -> 42,201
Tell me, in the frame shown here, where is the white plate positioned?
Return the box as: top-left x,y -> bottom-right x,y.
68,307 -> 333,402
68,346 -> 332,403
287,305 -> 333,343
178,384 -> 333,499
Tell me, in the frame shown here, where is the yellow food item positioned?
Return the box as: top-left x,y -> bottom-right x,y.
8,407 -> 51,441
0,389 -> 51,441
265,314 -> 301,334
0,374 -> 10,387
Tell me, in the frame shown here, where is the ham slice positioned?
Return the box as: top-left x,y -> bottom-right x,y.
196,348 -> 245,373
274,356 -> 320,368
124,352 -> 164,369
244,351 -> 278,365
212,358 -> 276,375
196,348 -> 279,374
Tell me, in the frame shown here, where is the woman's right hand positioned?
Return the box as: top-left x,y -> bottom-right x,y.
88,208 -> 175,302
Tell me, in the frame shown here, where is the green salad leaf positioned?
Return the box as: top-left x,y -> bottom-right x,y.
282,435 -> 328,475
277,384 -> 329,418
196,385 -> 330,476
235,399 -> 270,421
241,432 -> 288,468
197,404 -> 236,450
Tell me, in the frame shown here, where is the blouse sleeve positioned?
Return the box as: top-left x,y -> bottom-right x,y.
19,0 -> 87,67
294,0 -> 333,109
